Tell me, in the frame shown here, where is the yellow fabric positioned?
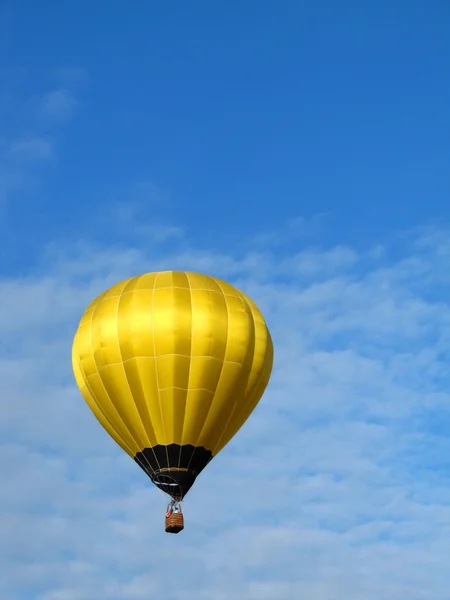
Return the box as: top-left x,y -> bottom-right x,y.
72,270 -> 273,459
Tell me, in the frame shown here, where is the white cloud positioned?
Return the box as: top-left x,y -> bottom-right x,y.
39,89 -> 78,122
9,136 -> 53,162
252,214 -> 331,248
2,221 -> 450,599
105,186 -> 184,243
0,79 -> 81,207
281,245 -> 359,275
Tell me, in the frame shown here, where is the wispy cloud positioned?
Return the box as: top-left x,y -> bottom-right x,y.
39,89 -> 78,122
2,219 -> 450,598
0,75 -> 83,208
9,136 -> 53,162
107,187 -> 184,242
252,214 -> 331,248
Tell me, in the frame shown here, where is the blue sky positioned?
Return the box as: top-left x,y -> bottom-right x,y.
1,1 -> 450,599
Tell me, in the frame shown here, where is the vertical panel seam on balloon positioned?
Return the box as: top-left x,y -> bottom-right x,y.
213,327 -> 274,455
212,294 -> 263,454
75,357 -> 135,457
73,302 -> 136,456
185,278 -> 229,473
87,290 -> 144,463
209,290 -> 257,456
117,275 -> 163,475
151,271 -> 170,469
178,271 -> 193,469
135,282 -> 167,474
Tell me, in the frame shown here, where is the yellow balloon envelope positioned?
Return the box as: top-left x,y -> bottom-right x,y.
72,270 -> 273,524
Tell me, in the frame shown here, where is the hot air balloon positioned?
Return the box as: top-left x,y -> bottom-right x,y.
72,270 -> 273,533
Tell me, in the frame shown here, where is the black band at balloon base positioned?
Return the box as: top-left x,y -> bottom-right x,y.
134,443 -> 213,500
151,468 -> 197,499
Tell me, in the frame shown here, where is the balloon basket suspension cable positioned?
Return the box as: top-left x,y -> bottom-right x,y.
165,499 -> 184,534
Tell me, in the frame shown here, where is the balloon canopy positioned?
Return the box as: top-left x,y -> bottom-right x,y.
72,270 -> 273,505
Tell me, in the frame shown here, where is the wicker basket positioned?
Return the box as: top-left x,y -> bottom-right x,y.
165,512 -> 184,534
